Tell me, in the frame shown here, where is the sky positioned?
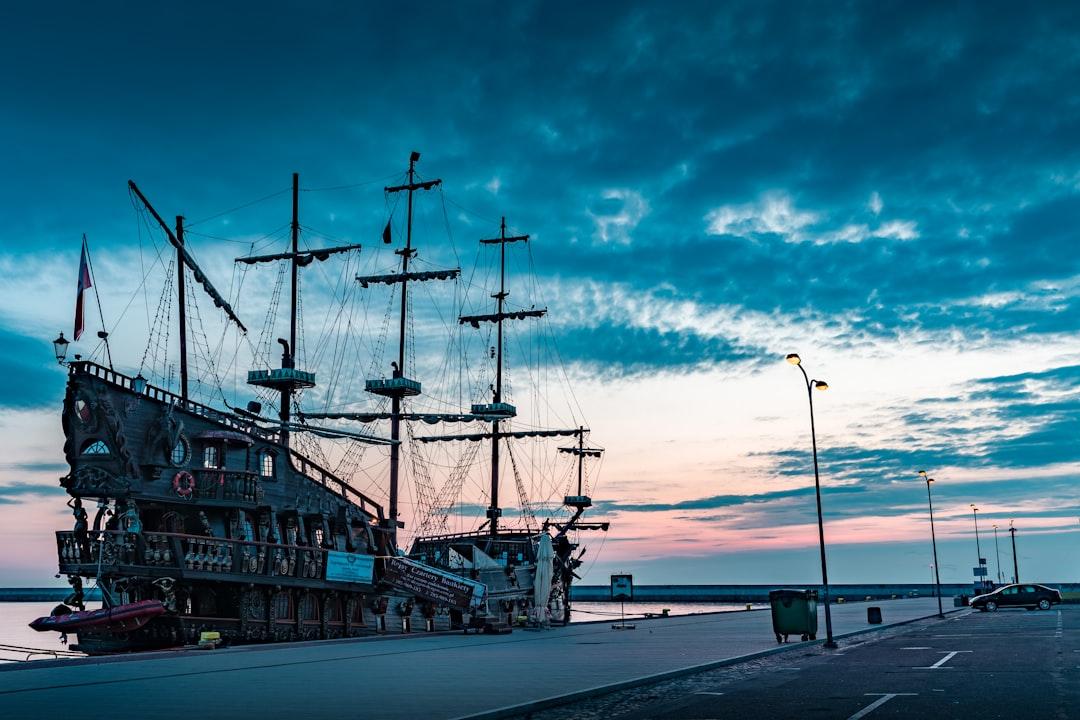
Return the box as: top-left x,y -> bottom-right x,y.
1,1 -> 1080,587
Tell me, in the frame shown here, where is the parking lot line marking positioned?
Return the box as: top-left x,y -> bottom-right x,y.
694,691 -> 725,696
915,650 -> 972,669
846,693 -> 917,720
900,647 -> 932,650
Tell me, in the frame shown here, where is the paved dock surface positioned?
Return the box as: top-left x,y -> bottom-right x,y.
532,605 -> 1080,720
0,598 -> 945,720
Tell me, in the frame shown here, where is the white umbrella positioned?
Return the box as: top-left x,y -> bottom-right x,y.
532,533 -> 555,626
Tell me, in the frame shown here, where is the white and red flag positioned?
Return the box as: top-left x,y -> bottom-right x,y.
74,238 -> 92,340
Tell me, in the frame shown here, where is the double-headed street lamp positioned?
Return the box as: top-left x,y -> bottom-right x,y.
786,353 -> 836,649
917,471 -> 944,618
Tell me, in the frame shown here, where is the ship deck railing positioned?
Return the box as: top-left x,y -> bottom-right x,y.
411,528 -> 543,544
70,361 -> 385,521
56,529 -> 375,590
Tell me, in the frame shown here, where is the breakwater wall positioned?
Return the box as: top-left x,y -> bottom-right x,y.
570,583 -> 1080,602
0,587 -> 103,602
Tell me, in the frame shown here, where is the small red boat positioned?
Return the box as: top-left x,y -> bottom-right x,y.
29,600 -> 166,634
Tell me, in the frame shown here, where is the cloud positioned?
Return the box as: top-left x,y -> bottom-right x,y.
0,326 -> 67,409
868,191 -> 883,215
874,219 -> 918,241
589,189 -> 649,244
0,481 -> 66,505
704,193 -> 818,242
703,193 -> 917,245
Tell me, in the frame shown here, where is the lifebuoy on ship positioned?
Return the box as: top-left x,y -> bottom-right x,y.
172,471 -> 195,499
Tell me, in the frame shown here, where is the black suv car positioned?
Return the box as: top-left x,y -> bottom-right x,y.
970,583 -> 1062,612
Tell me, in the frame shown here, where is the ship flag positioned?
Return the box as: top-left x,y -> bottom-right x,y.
74,237 -> 92,340
382,218 -> 392,244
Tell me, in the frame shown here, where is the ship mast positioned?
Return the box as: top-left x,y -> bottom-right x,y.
236,173 -> 362,449
346,151 -> 459,550
458,218 -> 544,535
484,219 -> 530,534
176,215 -> 189,400
402,214 -> 605,538
127,180 -> 248,402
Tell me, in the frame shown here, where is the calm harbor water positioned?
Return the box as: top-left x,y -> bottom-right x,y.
0,601 -> 764,663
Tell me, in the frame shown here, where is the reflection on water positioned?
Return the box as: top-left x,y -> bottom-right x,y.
570,601 -> 764,622
0,602 -> 77,663
0,600 -> 766,662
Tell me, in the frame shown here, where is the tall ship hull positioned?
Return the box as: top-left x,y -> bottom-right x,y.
55,361 -> 443,653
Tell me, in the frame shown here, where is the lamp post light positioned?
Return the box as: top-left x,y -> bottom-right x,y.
918,470 -> 944,618
970,504 -> 987,592
1009,521 -> 1019,584
785,353 -> 836,649
992,524 -> 1003,585
52,332 -> 70,365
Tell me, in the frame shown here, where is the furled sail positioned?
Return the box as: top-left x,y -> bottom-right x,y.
458,308 -> 546,328
355,269 -> 460,288
416,428 -> 585,443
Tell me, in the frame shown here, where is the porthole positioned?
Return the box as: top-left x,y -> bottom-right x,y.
169,436 -> 190,466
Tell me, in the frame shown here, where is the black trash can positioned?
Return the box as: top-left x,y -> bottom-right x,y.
867,606 -> 882,624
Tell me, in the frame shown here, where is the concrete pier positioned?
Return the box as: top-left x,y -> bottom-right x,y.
0,598 -> 948,720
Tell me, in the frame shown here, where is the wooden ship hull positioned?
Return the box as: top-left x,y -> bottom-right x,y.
52,362 -> 463,653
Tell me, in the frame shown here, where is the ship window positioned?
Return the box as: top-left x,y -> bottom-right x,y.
273,591 -> 293,620
313,527 -> 325,547
203,445 -> 221,469
300,594 -> 319,622
170,437 -> 189,466
80,439 -> 110,456
260,451 -> 276,478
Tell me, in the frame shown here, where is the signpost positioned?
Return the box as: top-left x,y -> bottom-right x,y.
610,574 -> 635,630
383,557 -> 486,609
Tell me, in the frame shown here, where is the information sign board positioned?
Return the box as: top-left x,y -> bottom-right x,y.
325,551 -> 375,584
383,557 -> 487,609
611,574 -> 633,601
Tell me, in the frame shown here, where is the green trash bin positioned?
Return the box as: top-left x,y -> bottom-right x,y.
769,589 -> 818,643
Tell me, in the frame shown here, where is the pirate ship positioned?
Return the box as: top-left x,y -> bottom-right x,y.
38,152 -> 608,653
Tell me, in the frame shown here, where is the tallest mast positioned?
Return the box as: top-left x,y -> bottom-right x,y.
387,153 -> 424,548
359,151 -> 450,550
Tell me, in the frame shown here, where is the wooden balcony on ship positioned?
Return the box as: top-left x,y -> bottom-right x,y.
56,530 -> 374,592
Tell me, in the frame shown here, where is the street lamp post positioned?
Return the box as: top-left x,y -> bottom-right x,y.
971,505 -> 986,592
786,353 -> 836,649
1009,521 -> 1019,584
918,471 -> 944,618
992,524 -> 1003,585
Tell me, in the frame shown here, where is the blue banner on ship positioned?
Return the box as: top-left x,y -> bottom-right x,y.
325,551 -> 375,584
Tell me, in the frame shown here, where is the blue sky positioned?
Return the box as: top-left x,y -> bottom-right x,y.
1,2 -> 1080,586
